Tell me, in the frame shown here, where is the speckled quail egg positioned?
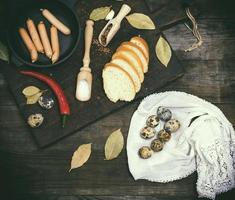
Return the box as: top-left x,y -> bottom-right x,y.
146,115 -> 160,128
157,106 -> 172,121
140,126 -> 156,139
158,129 -> 171,142
27,113 -> 44,128
138,146 -> 153,159
164,119 -> 180,133
38,96 -> 54,109
150,139 -> 164,152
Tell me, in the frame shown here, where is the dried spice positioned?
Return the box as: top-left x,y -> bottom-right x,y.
101,24 -> 113,46
93,39 -> 111,54
22,86 -> 41,97
104,129 -> 124,160
126,13 -> 155,30
89,6 -> 111,21
22,86 -> 46,105
69,143 -> 92,172
155,35 -> 172,67
26,91 -> 44,104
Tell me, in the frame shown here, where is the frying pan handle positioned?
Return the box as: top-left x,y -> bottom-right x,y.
58,0 -> 78,9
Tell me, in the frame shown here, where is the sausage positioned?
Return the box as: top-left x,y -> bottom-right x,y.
26,18 -> 44,53
41,9 -> 71,35
38,21 -> 53,59
50,25 -> 60,64
19,27 -> 38,63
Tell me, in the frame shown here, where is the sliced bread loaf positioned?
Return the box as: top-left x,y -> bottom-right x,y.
112,49 -> 144,83
102,65 -> 136,102
130,36 -> 149,63
120,41 -> 148,73
110,58 -> 141,92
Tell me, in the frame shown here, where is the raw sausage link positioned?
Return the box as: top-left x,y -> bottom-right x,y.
19,27 -> 38,63
41,9 -> 71,35
38,21 -> 53,59
26,18 -> 44,53
50,25 -> 60,64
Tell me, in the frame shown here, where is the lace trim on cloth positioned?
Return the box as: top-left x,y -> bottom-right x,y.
141,168 -> 196,183
197,139 -> 235,199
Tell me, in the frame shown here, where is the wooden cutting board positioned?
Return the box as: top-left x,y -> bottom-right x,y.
0,0 -> 186,148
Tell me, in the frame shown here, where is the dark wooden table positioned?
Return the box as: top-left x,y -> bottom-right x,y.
1,0 -> 235,199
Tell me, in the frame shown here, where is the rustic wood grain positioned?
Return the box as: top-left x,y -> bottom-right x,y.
1,0 -> 235,199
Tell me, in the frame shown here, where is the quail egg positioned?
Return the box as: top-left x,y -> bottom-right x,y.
27,113 -> 44,128
150,139 -> 164,152
138,146 -> 153,159
146,115 -> 160,128
158,129 -> 171,142
140,126 -> 156,139
38,96 -> 54,109
157,106 -> 172,121
164,119 -> 180,133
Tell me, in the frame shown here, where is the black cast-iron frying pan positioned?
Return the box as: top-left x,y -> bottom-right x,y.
7,0 -> 80,68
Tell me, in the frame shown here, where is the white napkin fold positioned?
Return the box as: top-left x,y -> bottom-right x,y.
127,91 -> 235,199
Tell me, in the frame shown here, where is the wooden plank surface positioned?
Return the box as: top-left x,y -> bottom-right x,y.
0,0 -> 235,199
144,0 -> 199,30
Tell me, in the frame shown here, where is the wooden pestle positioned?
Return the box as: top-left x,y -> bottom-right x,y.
75,20 -> 94,101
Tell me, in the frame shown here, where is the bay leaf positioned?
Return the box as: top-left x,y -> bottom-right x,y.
26,91 -> 43,105
126,13 -> 155,30
22,86 -> 41,97
69,143 -> 92,172
104,129 -> 124,160
0,41 -> 9,62
155,35 -> 172,67
89,6 -> 111,21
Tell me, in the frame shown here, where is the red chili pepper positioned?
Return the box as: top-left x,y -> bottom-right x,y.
20,70 -> 70,128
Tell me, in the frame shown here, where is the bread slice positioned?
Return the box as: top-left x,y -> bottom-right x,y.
102,65 -> 136,102
120,41 -> 148,73
112,49 -> 144,83
130,36 -> 149,63
110,58 -> 141,92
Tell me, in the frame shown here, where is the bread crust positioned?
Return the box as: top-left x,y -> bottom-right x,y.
116,46 -> 144,73
112,50 -> 144,82
130,36 -> 149,62
120,41 -> 148,73
121,41 -> 148,61
108,59 -> 141,92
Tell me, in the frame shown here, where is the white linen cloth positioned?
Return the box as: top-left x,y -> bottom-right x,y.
127,91 -> 235,199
